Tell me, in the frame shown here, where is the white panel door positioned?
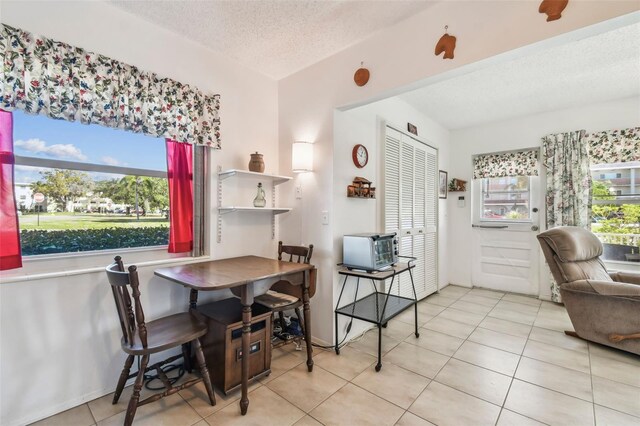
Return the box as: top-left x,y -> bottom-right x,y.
384,126 -> 438,300
471,176 -> 541,295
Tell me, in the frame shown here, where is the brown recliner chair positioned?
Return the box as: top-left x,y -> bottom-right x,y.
537,226 -> 640,355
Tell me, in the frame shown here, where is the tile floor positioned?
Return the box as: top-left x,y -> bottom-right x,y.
33,285 -> 640,426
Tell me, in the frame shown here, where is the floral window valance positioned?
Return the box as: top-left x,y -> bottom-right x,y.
0,24 -> 220,148
473,149 -> 539,179
586,127 -> 639,165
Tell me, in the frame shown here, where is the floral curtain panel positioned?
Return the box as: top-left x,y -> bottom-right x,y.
473,149 -> 539,179
542,130 -> 592,302
586,127 -> 639,164
0,24 -> 221,148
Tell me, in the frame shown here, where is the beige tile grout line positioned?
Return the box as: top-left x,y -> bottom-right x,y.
354,288 -> 541,426
430,289 -> 552,426
493,291 -> 551,426
411,288 -> 585,425
341,288 -> 552,426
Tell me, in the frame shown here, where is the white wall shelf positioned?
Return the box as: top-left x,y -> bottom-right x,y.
217,167 -> 292,242
218,169 -> 292,185
218,206 -> 292,215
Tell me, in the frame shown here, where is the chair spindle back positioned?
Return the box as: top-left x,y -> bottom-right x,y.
278,241 -> 314,264
105,256 -> 148,348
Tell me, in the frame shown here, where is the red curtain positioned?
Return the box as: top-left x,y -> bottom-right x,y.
0,110 -> 22,270
166,139 -> 193,253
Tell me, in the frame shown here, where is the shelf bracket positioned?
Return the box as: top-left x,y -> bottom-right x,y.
271,185 -> 277,239
217,165 -> 223,243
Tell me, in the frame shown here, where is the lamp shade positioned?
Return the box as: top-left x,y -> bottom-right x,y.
292,141 -> 313,172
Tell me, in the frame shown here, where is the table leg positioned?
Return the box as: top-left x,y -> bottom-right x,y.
189,289 -> 199,310
414,303 -> 420,338
184,289 -> 199,372
303,272 -> 314,372
240,284 -> 254,415
334,311 -> 340,355
375,324 -> 382,372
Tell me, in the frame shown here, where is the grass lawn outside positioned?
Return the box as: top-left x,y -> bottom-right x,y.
19,213 -> 169,230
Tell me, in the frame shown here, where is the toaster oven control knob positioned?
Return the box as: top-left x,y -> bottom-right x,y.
394,250 -> 398,255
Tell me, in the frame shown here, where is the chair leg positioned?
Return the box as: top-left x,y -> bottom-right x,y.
182,343 -> 193,373
192,338 -> 216,406
113,354 -> 135,404
295,307 -> 305,336
124,354 -> 149,426
278,311 -> 286,331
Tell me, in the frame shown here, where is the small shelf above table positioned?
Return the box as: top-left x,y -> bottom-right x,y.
218,206 -> 292,215
216,168 -> 293,242
218,169 -> 292,186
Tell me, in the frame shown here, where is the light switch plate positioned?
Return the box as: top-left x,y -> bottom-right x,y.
321,211 -> 329,225
295,185 -> 302,199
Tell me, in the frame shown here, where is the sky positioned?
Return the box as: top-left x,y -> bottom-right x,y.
12,110 -> 167,183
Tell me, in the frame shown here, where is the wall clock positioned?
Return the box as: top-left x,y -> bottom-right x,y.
352,144 -> 369,168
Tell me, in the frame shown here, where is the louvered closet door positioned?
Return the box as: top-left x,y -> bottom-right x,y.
384,127 -> 437,300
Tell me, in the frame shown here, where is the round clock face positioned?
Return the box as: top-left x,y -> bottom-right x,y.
352,144 -> 368,168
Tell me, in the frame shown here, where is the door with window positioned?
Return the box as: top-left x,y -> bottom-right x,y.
384,126 -> 438,300
471,150 -> 541,295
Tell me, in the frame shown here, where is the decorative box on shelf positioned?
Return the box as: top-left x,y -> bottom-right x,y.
347,176 -> 376,199
448,178 -> 467,192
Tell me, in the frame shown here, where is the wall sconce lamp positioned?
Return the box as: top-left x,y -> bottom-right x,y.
292,141 -> 313,173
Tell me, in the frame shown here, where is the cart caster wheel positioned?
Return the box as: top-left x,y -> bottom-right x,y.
375,364 -> 382,372
382,323 -> 388,328
415,332 -> 420,338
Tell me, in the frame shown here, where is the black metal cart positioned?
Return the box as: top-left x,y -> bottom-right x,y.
334,257 -> 419,371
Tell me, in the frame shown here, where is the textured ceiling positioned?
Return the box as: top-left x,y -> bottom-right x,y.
108,0 -> 435,79
399,23 -> 640,130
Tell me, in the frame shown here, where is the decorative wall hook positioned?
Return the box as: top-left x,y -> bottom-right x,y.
539,0 -> 568,22
354,61 -> 370,86
435,25 -> 456,60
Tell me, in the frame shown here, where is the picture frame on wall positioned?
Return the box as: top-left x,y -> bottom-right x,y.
439,170 -> 448,199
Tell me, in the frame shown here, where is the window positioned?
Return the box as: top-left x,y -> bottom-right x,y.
480,176 -> 531,221
12,110 -> 171,256
591,161 -> 640,262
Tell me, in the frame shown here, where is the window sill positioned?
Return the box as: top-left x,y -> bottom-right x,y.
0,248 -> 209,284
604,259 -> 640,272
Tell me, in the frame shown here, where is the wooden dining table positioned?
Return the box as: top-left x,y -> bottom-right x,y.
154,255 -> 315,415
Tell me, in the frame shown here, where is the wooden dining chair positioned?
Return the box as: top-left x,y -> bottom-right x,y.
106,256 -> 215,426
255,242 -> 315,339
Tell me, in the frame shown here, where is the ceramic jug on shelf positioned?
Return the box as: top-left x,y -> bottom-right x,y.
253,183 -> 266,207
249,152 -> 265,173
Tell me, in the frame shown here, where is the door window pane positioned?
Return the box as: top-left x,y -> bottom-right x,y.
481,176 -> 531,221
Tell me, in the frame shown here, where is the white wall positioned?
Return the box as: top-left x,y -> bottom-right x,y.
0,2 -> 280,425
447,96 -> 640,297
331,98 -> 450,339
278,1 -> 638,343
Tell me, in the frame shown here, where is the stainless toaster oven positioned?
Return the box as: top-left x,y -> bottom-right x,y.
342,233 -> 398,271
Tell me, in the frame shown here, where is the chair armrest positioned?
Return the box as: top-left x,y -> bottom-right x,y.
563,279 -> 640,298
609,271 -> 640,285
